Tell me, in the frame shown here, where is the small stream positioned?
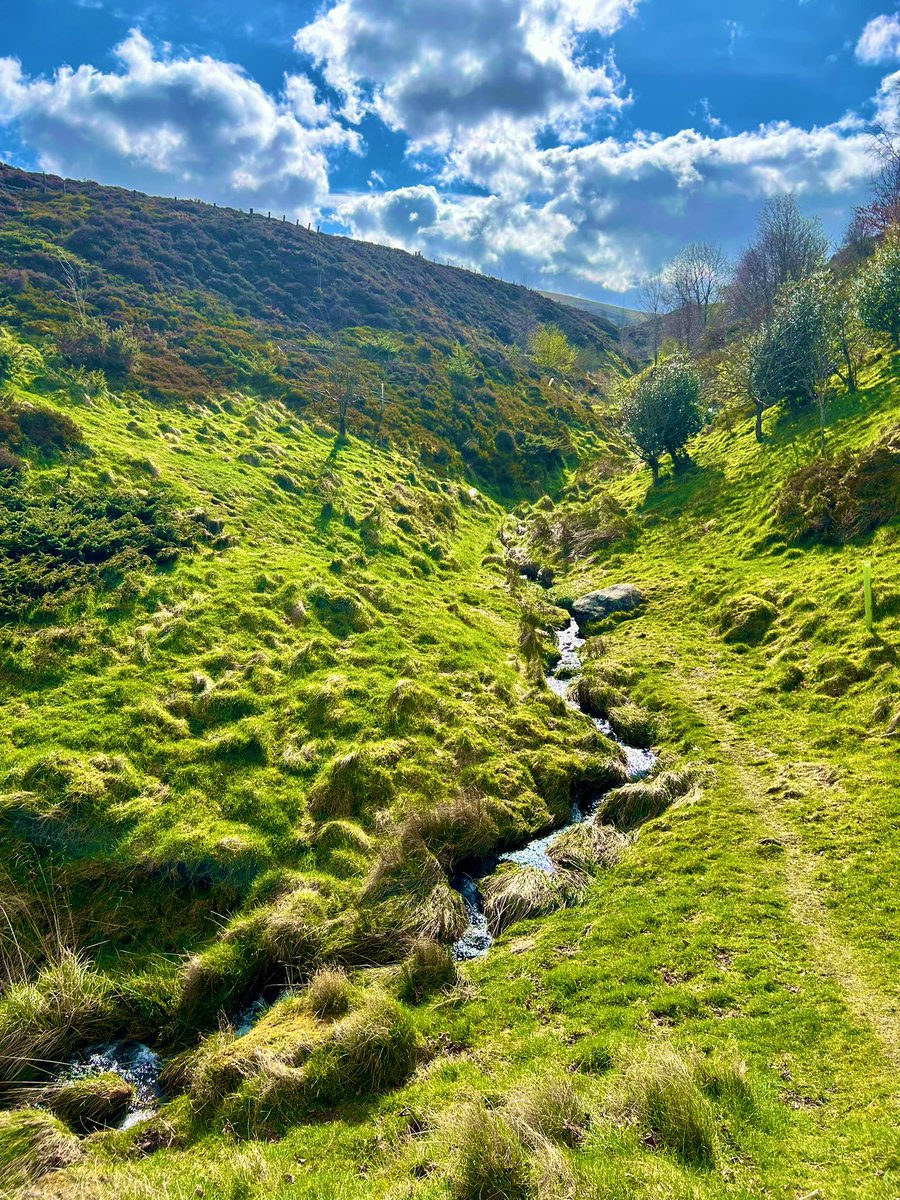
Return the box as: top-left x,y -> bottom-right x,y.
452,619 -> 656,961
44,623 -> 655,1119
57,1041 -> 163,1131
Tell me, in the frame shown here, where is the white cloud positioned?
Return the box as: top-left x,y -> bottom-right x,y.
856,13 -> 900,65
295,0 -> 638,148
334,118 -> 872,293
0,30 -> 358,217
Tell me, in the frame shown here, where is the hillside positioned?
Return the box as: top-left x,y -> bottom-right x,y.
0,164 -> 624,491
538,289 -> 644,327
0,170 -> 899,1200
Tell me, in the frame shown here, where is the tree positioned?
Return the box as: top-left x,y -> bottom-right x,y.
665,243 -> 729,347
730,195 -> 828,322
638,272 -> 668,364
852,80 -> 900,238
854,233 -> 900,348
323,357 -> 366,438
621,355 -> 704,484
747,272 -> 837,444
528,324 -> 577,374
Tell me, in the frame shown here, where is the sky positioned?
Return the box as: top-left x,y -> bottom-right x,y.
1,1 -> 899,304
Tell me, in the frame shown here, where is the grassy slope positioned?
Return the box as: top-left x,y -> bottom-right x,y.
12,355 -> 898,1196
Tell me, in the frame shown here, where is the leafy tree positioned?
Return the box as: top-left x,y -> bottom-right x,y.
854,234 -> 900,349
528,324 -> 577,374
747,272 -> 837,444
731,195 -> 828,321
621,355 -> 704,484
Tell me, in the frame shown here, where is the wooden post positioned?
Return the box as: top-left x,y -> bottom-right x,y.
863,561 -> 874,634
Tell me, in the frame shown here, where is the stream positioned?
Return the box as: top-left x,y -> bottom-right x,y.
452,619 -> 656,961
44,622 -> 655,1123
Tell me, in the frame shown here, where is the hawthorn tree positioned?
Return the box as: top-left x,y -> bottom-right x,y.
854,234 -> 900,349
621,355 -> 704,484
528,323 -> 577,374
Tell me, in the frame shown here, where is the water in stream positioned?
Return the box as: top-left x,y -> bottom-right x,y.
58,1041 -> 163,1131
452,619 -> 656,961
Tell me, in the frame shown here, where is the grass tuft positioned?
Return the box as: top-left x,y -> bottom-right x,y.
397,938 -> 458,1002
0,1108 -> 83,1191
306,967 -> 352,1020
614,1043 -> 719,1166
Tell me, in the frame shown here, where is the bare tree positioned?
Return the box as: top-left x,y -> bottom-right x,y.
323,356 -> 366,438
853,85 -> 900,237
638,271 -> 668,364
667,243 -> 729,336
730,195 -> 828,323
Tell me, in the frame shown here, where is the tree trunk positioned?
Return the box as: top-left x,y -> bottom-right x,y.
755,402 -> 764,443
650,458 -> 660,485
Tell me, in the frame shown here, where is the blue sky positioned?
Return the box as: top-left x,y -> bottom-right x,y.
1,0 -> 898,302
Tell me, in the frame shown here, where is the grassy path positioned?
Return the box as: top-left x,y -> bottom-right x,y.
687,677 -> 900,1077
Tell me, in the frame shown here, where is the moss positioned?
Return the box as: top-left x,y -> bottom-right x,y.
0,1108 -> 83,1191
717,593 -> 778,644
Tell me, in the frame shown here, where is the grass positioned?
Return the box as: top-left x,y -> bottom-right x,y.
1,297 -> 899,1198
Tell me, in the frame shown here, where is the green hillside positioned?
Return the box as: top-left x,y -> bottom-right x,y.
0,170 -> 898,1200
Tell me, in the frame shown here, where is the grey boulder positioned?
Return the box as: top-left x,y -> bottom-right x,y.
571,584 -> 643,626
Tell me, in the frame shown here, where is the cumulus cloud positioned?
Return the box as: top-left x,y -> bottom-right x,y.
856,13 -> 900,65
335,119 -> 872,293
0,30 -> 358,216
295,0 -> 638,148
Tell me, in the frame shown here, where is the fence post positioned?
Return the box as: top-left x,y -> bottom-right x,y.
863,561 -> 874,634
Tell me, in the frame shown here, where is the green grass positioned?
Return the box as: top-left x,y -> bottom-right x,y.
1,328 -> 899,1198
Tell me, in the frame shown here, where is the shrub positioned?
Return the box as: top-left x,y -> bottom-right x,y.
621,355 -> 704,483
398,938 -> 457,1002
854,232 -> 900,347
56,316 -> 142,374
307,967 -> 352,1020
0,1108 -> 83,1191
528,324 -> 577,374
614,1044 -> 719,1166
776,428 -> 900,544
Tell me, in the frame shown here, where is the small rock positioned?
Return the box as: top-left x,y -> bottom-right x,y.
571,584 -> 643,626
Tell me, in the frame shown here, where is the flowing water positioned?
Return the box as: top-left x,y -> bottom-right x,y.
48,623 -> 655,1114
58,1041 -> 163,1130
452,619 -> 656,961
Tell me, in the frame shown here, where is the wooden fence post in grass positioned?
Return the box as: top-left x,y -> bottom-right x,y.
863,561 -> 874,634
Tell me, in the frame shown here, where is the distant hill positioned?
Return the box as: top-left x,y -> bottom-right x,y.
538,289 -> 644,327
0,163 -> 626,488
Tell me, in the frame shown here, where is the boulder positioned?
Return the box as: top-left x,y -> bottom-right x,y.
571,584 -> 643,626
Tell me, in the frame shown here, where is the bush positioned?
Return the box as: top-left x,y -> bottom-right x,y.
776,428 -> 900,544
56,316 -> 142,374
621,355 -> 704,483
854,233 -> 900,347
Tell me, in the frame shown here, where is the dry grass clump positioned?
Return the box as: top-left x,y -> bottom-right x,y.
0,951 -> 114,1092
442,1078 -> 587,1200
613,1044 -> 718,1166
595,768 -> 702,831
306,967 -> 352,1020
42,1071 -> 135,1133
548,823 -> 626,875
404,789 -> 500,868
0,1108 -> 83,1191
509,1075 -> 590,1148
606,703 -> 657,749
482,866 -> 566,936
397,938 -> 458,1003
362,828 -> 470,943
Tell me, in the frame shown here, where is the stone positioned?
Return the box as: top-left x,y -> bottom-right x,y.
571,584 -> 643,626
